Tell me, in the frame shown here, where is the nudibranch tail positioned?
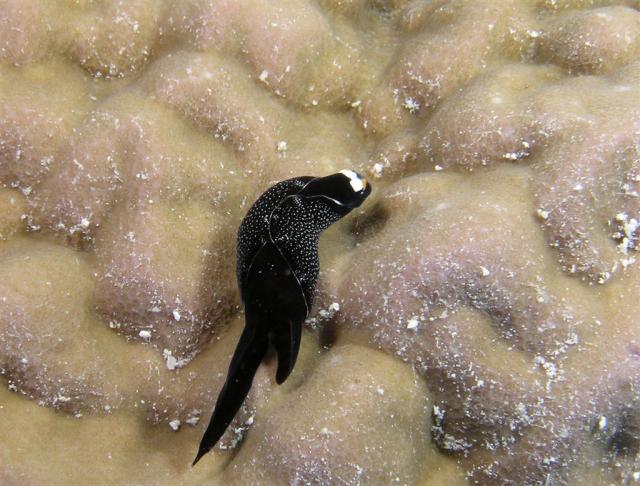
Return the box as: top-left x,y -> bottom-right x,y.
192,322 -> 268,466
272,317 -> 302,385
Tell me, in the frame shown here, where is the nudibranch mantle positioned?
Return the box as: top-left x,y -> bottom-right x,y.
193,171 -> 371,465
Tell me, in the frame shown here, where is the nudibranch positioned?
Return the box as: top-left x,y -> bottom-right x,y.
193,170 -> 371,465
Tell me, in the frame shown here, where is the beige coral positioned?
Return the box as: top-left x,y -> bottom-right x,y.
1,0 -> 640,484
224,345 -> 434,485
335,170 -> 640,483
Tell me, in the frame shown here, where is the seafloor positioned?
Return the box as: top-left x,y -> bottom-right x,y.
1,1 -> 640,484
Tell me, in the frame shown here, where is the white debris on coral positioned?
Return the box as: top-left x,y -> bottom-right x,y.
613,212 -> 639,268
597,271 -> 611,285
432,404 -> 472,452
534,284 -> 549,304
162,349 -> 188,371
219,426 -> 247,451
185,409 -> 201,426
503,152 -> 521,161
319,427 -> 333,436
534,355 -> 560,391
597,415 -> 607,431
515,402 -> 531,425
402,96 -> 420,114
138,329 -> 151,341
318,302 -> 340,319
169,419 -> 181,431
433,404 -> 443,422
108,320 -> 121,329
371,162 -> 384,178
622,182 -> 639,198
536,208 -> 550,221
503,141 -> 531,161
406,316 -> 419,330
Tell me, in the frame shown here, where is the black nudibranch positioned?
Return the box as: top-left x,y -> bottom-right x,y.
193,170 -> 371,465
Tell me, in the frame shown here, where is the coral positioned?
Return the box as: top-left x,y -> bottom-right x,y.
224,345 -> 434,485
335,170 -> 640,483
1,0 -> 640,483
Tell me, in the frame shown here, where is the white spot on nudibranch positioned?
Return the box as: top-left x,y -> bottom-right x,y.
339,169 -> 366,192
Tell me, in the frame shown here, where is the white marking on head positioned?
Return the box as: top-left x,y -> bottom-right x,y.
339,169 -> 365,192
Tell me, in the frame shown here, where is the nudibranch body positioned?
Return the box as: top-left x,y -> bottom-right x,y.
193,170 -> 371,464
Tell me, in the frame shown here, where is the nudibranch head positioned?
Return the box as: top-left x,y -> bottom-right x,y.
339,169 -> 367,193
299,170 -> 371,209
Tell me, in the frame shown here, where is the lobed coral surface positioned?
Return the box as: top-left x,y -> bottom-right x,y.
1,0 -> 640,484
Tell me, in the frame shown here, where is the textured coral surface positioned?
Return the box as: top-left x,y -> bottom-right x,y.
1,0 -> 640,484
